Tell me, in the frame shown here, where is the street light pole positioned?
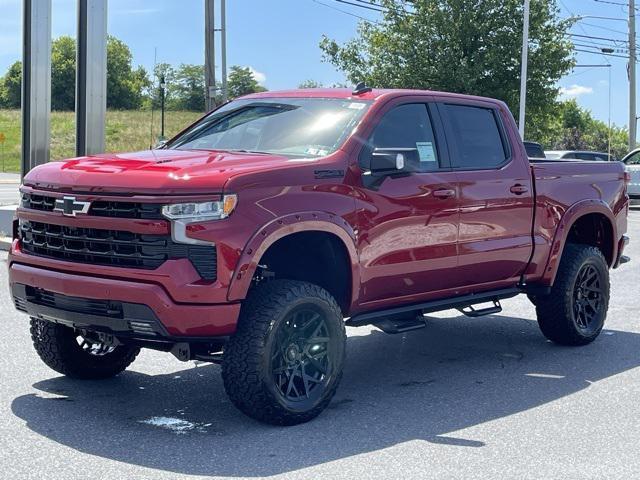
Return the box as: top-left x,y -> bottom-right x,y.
204,0 -> 216,111
160,74 -> 166,140
629,0 -> 636,150
221,0 -> 228,102
518,0 -> 530,139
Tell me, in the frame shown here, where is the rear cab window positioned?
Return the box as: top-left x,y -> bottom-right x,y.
440,103 -> 510,170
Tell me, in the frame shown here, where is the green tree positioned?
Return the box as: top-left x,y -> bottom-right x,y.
51,36 -> 76,110
171,64 -> 205,111
541,100 -> 628,159
227,66 -> 266,99
107,36 -> 149,109
146,63 -> 175,109
320,0 -> 575,138
0,61 -> 22,108
298,79 -> 323,89
61,35 -> 150,109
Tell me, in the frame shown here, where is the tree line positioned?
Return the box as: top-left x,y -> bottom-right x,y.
0,35 -> 267,112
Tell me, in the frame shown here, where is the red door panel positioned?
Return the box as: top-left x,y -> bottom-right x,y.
354,172 -> 459,305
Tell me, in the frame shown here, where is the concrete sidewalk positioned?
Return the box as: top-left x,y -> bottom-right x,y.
0,173 -> 19,245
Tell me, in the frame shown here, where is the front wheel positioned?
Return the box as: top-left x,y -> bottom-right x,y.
30,318 -> 140,379
222,280 -> 346,425
535,244 -> 610,346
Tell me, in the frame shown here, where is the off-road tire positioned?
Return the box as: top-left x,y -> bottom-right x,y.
222,280 -> 346,426
535,244 -> 610,346
30,318 -> 140,379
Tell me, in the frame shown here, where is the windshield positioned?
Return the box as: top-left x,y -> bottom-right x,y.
167,98 -> 371,158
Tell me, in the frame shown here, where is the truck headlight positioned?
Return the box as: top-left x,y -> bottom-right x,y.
162,195 -> 238,222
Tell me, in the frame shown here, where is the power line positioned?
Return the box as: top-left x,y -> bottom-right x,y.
575,47 -> 631,58
560,0 -> 613,64
352,0 -> 415,16
310,0 -> 379,23
593,0 -> 640,12
333,0 -> 386,13
573,42 -> 629,54
568,32 -> 629,44
579,21 -> 629,36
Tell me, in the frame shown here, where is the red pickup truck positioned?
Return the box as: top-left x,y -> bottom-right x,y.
10,87 -> 630,425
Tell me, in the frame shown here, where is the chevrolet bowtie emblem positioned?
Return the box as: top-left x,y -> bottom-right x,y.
53,196 -> 91,217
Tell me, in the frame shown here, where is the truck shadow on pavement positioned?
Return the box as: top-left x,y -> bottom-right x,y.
11,313 -> 640,477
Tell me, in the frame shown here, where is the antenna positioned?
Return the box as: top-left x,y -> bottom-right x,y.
352,81 -> 372,95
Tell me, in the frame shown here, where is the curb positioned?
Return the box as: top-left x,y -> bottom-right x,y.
0,237 -> 12,251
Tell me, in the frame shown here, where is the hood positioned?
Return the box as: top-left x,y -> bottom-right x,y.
24,149 -> 299,194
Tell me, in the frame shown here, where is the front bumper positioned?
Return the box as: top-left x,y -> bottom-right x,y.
9,261 -> 240,338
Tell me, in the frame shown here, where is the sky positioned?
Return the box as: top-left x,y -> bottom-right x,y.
0,0 -> 635,128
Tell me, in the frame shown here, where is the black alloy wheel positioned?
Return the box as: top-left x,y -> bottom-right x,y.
269,307 -> 335,406
222,280 -> 346,425
572,263 -> 604,334
535,244 -> 610,346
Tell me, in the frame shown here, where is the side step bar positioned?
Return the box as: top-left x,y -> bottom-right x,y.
346,288 -> 521,328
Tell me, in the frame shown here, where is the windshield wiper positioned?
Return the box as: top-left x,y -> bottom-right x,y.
226,149 -> 271,155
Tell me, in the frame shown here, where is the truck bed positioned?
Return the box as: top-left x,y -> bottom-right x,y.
525,159 -> 628,282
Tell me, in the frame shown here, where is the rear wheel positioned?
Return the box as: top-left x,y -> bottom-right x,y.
30,318 -> 140,379
222,280 -> 346,425
535,244 -> 609,346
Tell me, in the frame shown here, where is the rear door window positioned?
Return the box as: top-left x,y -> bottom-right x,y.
443,104 -> 508,169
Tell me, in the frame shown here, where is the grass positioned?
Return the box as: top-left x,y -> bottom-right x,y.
0,109 -> 203,173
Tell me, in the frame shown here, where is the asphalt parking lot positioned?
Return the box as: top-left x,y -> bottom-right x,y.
0,209 -> 639,480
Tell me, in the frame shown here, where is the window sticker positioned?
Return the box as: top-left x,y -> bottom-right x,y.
416,141 -> 437,164
347,102 -> 366,110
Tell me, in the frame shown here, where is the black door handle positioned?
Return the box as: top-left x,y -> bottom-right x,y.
510,184 -> 529,195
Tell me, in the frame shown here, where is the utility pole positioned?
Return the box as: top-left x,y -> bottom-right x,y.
205,0 -> 216,111
221,0 -> 228,102
76,0 -> 107,157
518,0 -> 530,139
21,0 -> 52,177
629,0 -> 636,150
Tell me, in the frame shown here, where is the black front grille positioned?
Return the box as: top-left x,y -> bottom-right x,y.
21,193 -> 55,212
26,286 -> 123,318
19,220 -> 217,280
89,201 -> 164,219
21,193 -> 164,219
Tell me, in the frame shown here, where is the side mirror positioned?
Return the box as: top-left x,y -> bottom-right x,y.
370,148 -> 410,174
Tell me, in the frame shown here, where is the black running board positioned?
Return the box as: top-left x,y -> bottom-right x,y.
346,288 -> 521,328
372,315 -> 428,334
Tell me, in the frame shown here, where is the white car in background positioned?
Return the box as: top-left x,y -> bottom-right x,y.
545,150 -> 617,162
621,149 -> 640,200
